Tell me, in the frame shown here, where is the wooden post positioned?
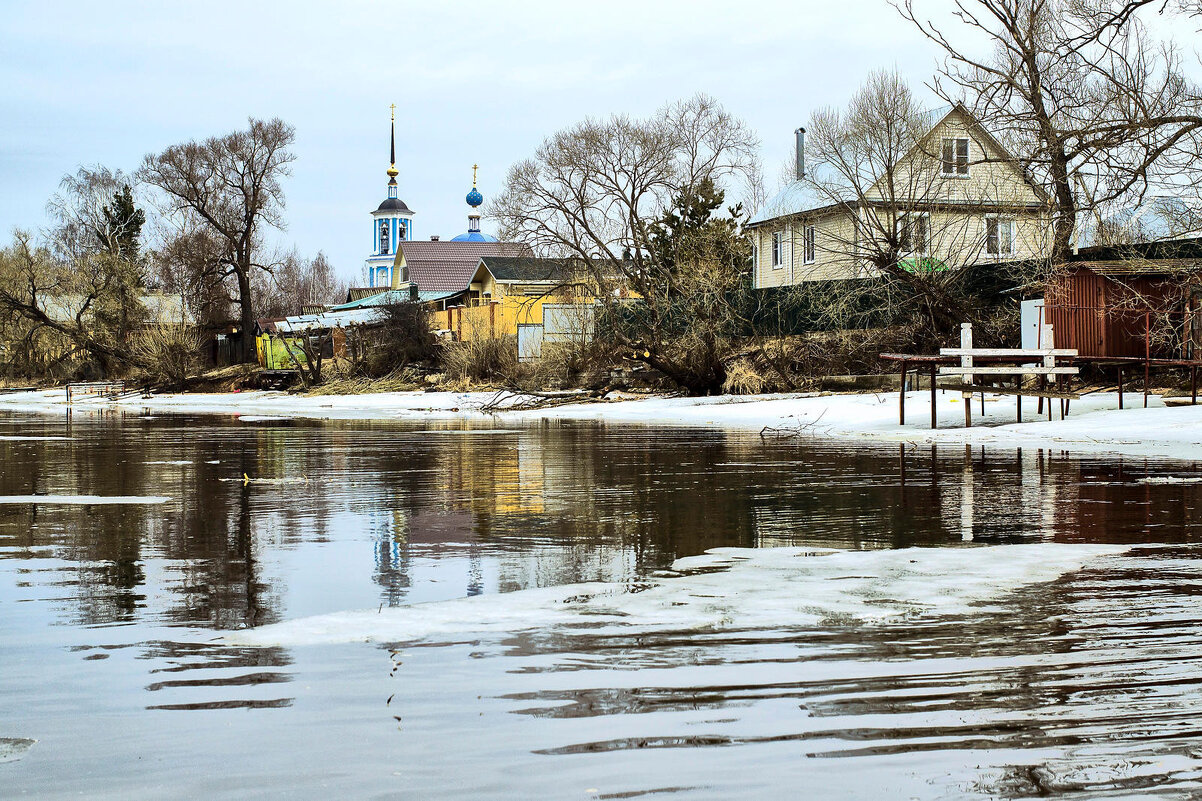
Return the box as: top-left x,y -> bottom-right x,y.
1192,366 -> 1198,405
1118,365 -> 1124,409
961,323 -> 973,428
1145,310 -> 1151,409
899,360 -> 907,425
1016,376 -> 1022,422
930,363 -> 937,430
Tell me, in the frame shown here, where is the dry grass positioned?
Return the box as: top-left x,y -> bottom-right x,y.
305,368 -> 425,395
721,359 -> 768,395
440,335 -> 518,385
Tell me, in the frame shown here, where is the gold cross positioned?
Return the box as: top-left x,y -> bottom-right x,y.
390,103 -> 396,121
473,163 -> 478,185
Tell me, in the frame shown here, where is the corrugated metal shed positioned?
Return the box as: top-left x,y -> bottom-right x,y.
1045,261 -> 1201,358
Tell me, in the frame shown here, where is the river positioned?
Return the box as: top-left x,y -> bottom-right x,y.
2,410 -> 1201,799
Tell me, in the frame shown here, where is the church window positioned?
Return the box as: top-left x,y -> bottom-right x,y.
398,222 -> 407,242
379,220 -> 390,255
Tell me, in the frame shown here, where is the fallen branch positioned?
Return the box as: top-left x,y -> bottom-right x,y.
759,410 -> 828,439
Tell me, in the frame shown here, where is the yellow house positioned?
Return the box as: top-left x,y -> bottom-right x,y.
429,256 -> 596,344
748,104 -> 1052,287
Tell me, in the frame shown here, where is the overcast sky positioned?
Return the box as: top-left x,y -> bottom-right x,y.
1,0 -> 1024,282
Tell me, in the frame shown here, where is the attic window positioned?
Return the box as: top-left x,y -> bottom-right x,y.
942,138 -> 969,176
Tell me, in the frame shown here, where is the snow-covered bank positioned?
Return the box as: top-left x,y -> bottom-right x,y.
1,385 -> 1200,460
226,543 -> 1127,647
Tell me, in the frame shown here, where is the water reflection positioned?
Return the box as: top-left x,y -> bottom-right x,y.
2,413 -> 1202,633
3,411 -> 1202,798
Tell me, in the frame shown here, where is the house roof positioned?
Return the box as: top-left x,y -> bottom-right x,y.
477,256 -> 578,283
1066,258 -> 1202,277
329,288 -> 459,311
748,103 -> 1047,227
345,287 -> 380,302
1074,198 -> 1202,249
399,240 -> 530,293
259,307 -> 385,334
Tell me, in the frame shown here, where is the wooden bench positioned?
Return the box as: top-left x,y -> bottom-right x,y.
65,381 -> 128,403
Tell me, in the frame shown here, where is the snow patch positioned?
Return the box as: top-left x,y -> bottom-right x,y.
227,543 -> 1125,647
1138,476 -> 1202,485
0,495 -> 170,505
0,738 -> 36,764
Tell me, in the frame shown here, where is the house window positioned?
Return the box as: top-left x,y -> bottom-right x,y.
803,225 -> 816,264
986,216 -> 1014,256
378,220 -> 390,255
942,138 -> 969,176
771,231 -> 783,268
899,214 -> 929,255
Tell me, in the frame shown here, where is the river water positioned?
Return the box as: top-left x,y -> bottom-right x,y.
1,410 -> 1201,799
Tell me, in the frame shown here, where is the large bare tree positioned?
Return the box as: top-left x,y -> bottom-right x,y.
141,117 -> 295,360
898,0 -> 1202,263
490,94 -> 759,394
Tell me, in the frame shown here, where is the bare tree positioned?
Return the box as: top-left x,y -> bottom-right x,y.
255,251 -> 347,319
46,166 -> 146,263
0,230 -> 147,375
898,0 -> 1202,262
141,118 -> 296,361
490,94 -> 759,394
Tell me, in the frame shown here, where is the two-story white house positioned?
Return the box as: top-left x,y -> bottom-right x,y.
748,104 -> 1051,288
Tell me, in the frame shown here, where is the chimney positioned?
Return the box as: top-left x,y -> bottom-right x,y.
409,282 -> 419,301
795,127 -> 806,180
430,235 -> 440,241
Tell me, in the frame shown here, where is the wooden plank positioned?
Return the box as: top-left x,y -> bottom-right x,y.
939,366 -> 1078,375
939,348 -> 1077,357
936,382 -> 1081,400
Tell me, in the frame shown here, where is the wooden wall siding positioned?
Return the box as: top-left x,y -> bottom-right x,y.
1045,269 -> 1186,358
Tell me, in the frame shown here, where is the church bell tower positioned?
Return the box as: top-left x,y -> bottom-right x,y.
365,105 -> 416,289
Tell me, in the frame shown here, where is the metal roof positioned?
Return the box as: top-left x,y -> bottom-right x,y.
478,256 -> 577,282
329,289 -> 459,311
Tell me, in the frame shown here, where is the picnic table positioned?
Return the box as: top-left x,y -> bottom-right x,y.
882,323 -> 1080,429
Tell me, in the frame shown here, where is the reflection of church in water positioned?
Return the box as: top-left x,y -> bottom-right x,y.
363,107 -> 498,289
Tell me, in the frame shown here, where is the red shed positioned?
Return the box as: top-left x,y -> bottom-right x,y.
1044,259 -> 1202,359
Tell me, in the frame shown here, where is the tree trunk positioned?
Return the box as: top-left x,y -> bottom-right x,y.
237,264 -> 255,363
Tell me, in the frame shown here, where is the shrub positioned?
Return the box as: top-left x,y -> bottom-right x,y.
362,302 -> 438,376
130,324 -> 203,388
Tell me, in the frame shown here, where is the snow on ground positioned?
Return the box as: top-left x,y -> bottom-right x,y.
226,543 -> 1127,647
1,384 -> 1200,460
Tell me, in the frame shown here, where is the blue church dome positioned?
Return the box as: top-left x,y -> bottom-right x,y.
466,187 -> 484,207
450,230 -> 498,242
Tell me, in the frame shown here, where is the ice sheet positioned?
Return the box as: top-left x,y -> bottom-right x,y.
0,495 -> 170,505
0,738 -> 36,764
228,543 -> 1126,647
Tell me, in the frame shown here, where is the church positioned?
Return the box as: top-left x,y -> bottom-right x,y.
363,109 -> 506,291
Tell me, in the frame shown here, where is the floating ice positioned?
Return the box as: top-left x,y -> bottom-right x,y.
0,436 -> 69,441
236,416 -> 291,423
144,460 -> 192,466
0,738 -> 36,764
0,495 -> 170,505
1139,476 -> 1202,484
228,543 -> 1127,647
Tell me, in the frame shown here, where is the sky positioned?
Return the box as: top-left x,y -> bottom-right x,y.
3,0 -> 993,283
